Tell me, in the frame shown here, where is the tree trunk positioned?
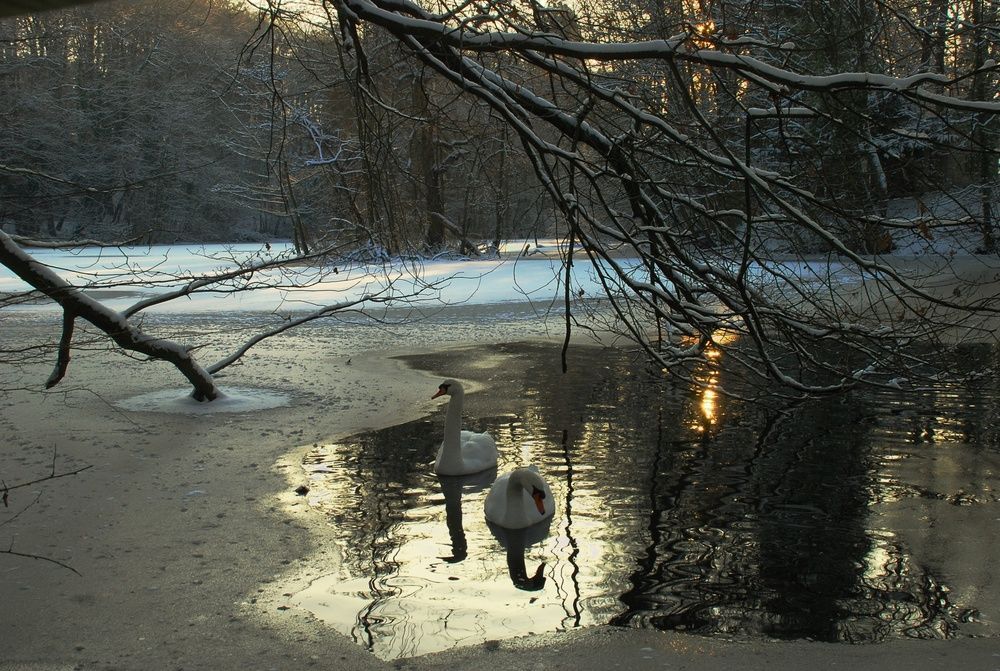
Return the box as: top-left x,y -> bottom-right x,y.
280,159 -> 310,255
920,0 -> 948,73
413,77 -> 445,250
971,0 -> 997,253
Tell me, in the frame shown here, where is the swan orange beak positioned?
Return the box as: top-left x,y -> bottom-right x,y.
431,388 -> 446,399
531,488 -> 546,515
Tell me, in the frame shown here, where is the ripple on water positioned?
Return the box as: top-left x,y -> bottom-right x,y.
288,345 -> 1000,658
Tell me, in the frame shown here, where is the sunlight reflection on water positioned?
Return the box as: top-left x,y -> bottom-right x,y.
290,343 -> 1000,659
294,420 -> 623,659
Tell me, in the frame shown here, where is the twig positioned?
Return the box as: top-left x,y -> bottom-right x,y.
1,449 -> 91,575
2,460 -> 93,500
4,466 -> 93,493
1,546 -> 81,576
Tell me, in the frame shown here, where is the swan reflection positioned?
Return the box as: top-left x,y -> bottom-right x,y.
487,517 -> 552,591
437,469 -> 497,563
483,466 -> 555,590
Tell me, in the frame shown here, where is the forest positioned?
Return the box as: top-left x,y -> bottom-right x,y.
1,0 -> 996,255
0,0 -> 555,251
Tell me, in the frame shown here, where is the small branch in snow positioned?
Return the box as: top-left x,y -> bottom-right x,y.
0,546 -> 82,576
1,448 -> 91,574
206,293 -> 385,375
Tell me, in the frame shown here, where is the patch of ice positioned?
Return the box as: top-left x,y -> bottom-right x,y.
117,386 -> 290,414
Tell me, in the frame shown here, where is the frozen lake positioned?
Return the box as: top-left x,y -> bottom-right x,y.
0,241 -> 623,314
1,240 -> 868,317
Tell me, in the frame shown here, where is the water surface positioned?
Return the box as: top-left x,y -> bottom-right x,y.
292,342 -> 1000,658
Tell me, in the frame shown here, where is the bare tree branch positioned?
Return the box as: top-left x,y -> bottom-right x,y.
44,310 -> 76,389
324,0 -> 1000,397
1,448 -> 92,575
0,230 -> 222,400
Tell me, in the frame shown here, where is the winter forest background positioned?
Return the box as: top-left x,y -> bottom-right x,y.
2,0 -> 554,250
2,0 -> 995,254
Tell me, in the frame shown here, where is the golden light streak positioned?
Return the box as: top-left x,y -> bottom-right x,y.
700,383 -> 718,424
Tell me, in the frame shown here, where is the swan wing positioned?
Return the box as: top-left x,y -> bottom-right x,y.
459,431 -> 498,471
483,471 -> 511,524
435,431 -> 498,475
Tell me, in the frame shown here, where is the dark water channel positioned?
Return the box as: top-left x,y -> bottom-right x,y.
293,342 -> 1000,659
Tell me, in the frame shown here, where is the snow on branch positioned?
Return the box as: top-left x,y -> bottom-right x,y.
0,230 -> 221,400
337,0 -> 998,113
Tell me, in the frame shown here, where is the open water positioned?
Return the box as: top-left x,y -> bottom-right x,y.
292,341 -> 1000,659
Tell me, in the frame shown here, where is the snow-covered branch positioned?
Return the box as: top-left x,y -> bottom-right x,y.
337,0 -> 999,113
0,232 -> 433,400
324,0 -> 1000,396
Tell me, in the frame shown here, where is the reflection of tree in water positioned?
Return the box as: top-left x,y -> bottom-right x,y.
609,366 -> 965,641
305,421 -> 437,566
609,364 -> 758,633
300,342 -> 993,651
303,420 -> 441,647
751,397 -> 881,641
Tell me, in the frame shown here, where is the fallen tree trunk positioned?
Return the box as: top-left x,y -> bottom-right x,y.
0,230 -> 220,401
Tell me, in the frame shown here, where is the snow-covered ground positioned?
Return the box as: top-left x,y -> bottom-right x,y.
2,187 -> 996,316
0,239 -> 869,317
3,220 -> 996,322
0,241 -> 632,315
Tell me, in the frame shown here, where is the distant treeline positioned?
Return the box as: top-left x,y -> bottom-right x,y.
0,0 -> 996,254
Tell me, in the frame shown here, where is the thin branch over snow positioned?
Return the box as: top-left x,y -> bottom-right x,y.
0,231 -> 443,399
0,230 -> 223,400
1,448 -> 92,575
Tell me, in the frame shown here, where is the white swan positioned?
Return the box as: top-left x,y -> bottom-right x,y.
432,379 -> 498,475
484,467 -> 555,529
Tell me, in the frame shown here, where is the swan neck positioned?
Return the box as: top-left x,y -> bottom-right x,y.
505,471 -> 531,514
442,390 -> 464,450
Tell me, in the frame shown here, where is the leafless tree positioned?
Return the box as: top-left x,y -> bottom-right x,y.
318,0 -> 1000,397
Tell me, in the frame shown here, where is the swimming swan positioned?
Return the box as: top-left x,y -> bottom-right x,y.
432,379 -> 498,475
484,467 -> 555,529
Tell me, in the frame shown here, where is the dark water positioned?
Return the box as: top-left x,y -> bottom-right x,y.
292,342 -> 1000,658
